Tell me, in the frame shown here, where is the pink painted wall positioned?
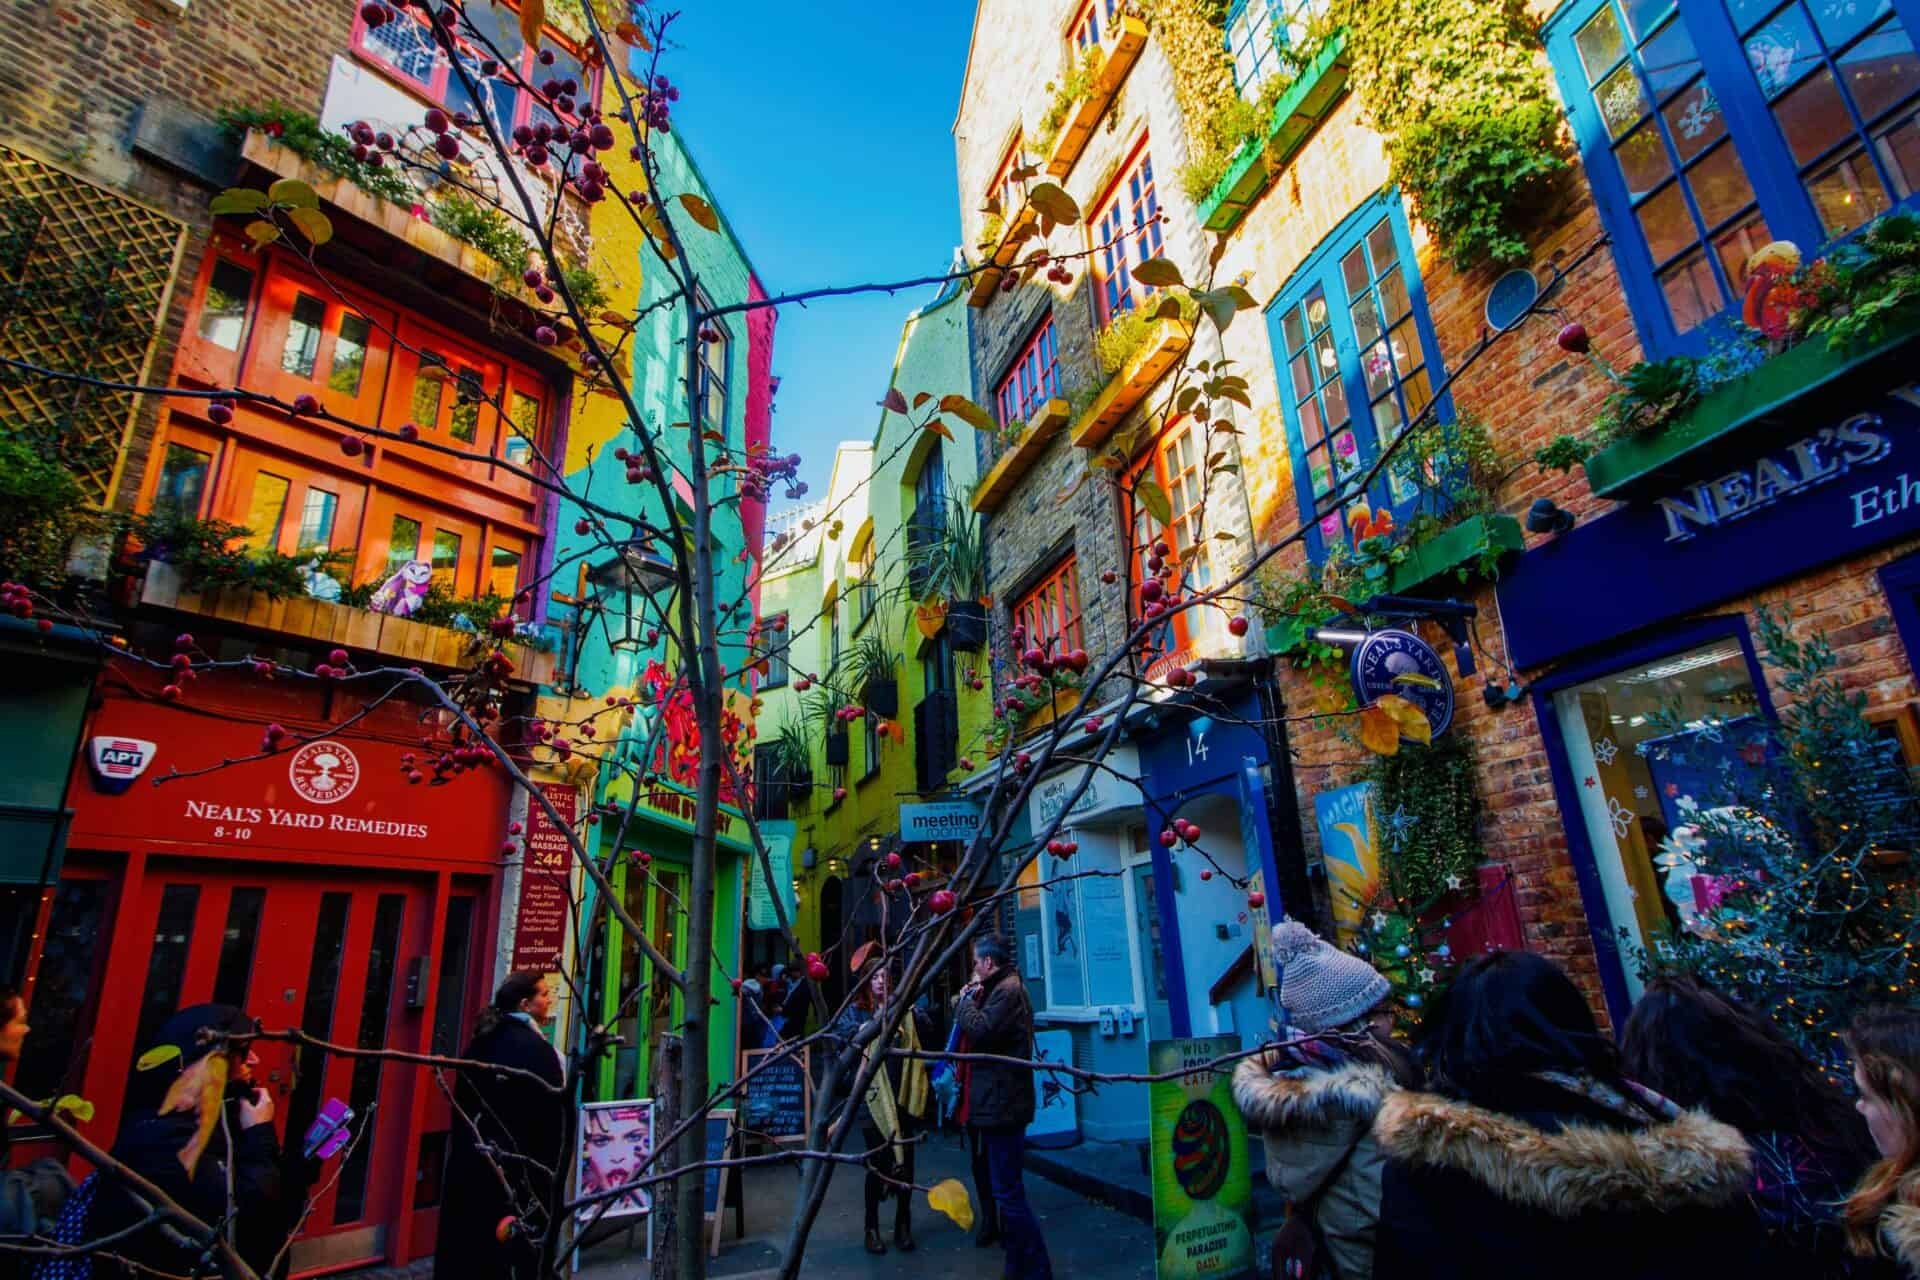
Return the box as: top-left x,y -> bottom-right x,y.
743,273 -> 777,615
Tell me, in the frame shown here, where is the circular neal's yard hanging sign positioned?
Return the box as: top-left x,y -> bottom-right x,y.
288,739 -> 361,805
1350,629 -> 1455,740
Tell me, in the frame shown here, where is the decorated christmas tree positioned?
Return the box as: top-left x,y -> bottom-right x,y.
1652,608 -> 1920,1068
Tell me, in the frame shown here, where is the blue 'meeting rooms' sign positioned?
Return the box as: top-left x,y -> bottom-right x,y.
899,801 -> 982,842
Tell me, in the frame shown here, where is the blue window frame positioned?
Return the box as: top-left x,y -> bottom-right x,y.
1264,191 -> 1451,562
1545,0 -> 1920,357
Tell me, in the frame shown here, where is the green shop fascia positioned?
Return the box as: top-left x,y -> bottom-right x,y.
581,779 -> 750,1101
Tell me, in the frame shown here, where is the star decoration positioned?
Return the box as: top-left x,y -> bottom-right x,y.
1371,911 -> 1388,929
1383,803 -> 1418,853
1583,776 -> 1597,788
1634,785 -> 1649,800
1444,873 -> 1464,891
1677,794 -> 1700,815
1418,968 -> 1436,984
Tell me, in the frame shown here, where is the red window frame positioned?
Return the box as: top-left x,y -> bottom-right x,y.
986,135 -> 1027,220
1091,137 -> 1165,326
1068,0 -> 1120,51
994,316 -> 1062,428
244,253 -> 396,425
349,2 -> 601,135
1014,555 -> 1085,658
1127,420 -> 1212,671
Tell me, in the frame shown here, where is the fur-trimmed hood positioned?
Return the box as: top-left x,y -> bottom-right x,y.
1373,1090 -> 1753,1219
1233,1051 -> 1397,1136
1878,1171 -> 1920,1271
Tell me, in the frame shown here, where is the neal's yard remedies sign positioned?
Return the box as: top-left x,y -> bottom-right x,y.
1149,1037 -> 1255,1280
1499,381 -> 1920,670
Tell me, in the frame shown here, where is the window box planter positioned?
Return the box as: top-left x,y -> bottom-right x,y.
972,397 -> 1073,513
1044,15 -> 1150,180
1387,513 -> 1525,595
139,560 -> 553,682
865,677 -> 900,719
825,727 -> 850,767
1261,513 -> 1523,654
948,600 -> 989,650
967,201 -> 1042,308
1069,319 -> 1192,450
1196,33 -> 1352,235
1582,314 -> 1920,501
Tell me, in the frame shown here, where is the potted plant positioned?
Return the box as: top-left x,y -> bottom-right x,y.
917,497 -> 990,651
770,719 -> 813,802
851,632 -> 901,718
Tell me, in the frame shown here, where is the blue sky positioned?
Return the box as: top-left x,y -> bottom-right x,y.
657,2 -> 979,511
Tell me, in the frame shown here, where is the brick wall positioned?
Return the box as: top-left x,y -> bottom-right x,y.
956,0 -> 1259,711
0,0 -> 357,509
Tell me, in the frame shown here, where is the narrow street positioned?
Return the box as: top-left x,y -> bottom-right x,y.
576,1134 -> 1157,1280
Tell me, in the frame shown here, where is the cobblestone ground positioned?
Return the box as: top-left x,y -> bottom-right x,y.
574,1131 -> 1159,1280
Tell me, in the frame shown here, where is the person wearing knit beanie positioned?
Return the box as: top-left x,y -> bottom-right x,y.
1233,920 -> 1414,1280
1273,918 -> 1393,1034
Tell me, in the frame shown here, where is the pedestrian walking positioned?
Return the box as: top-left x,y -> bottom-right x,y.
72,1004 -> 284,1278
741,963 -> 779,1051
434,972 -> 569,1280
955,934 -> 1052,1280
826,943 -> 933,1255
1843,1005 -> 1920,1274
1622,975 -> 1884,1276
1233,920 -> 1418,1280
1371,951 -> 1756,1280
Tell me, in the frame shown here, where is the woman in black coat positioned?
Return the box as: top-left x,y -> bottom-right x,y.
1622,975 -> 1889,1277
434,972 -> 569,1280
826,946 -> 934,1256
1371,952 -> 1760,1280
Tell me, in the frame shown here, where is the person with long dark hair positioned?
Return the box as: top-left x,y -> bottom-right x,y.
433,972 -> 569,1280
1622,975 -> 1881,1273
1844,1005 -> 1920,1273
825,943 -> 933,1255
1233,920 -> 1418,1280
1371,952 -> 1757,1280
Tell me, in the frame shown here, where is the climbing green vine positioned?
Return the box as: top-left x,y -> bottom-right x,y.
1331,0 -> 1567,270
1136,0 -> 1242,201
1366,732 -> 1484,903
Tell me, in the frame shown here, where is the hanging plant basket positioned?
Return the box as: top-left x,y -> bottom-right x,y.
825,728 -> 850,767
865,677 -> 900,719
948,600 -> 988,651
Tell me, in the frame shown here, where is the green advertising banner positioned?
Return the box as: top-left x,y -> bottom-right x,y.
1149,1036 -> 1255,1280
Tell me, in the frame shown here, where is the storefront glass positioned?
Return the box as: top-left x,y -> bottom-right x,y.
1550,636 -> 1765,999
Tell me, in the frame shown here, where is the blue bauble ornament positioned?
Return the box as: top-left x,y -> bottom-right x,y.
1407,993 -> 1423,1008
1395,944 -> 1410,958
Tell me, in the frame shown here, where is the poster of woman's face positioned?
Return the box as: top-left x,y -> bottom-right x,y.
577,1101 -> 653,1222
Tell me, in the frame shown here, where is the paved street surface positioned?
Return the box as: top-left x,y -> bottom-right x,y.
575,1132 -> 1158,1279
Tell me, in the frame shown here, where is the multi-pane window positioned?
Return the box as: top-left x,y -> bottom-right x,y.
987,136 -> 1027,222
353,2 -> 596,137
1130,423 -> 1213,660
242,473 -> 291,552
411,353 -> 446,427
1092,142 -> 1165,324
282,293 -> 325,377
863,711 -> 882,779
328,313 -> 372,394
1014,555 -> 1085,656
995,316 -> 1062,428
154,445 -> 211,517
507,392 -> 540,464
297,488 -> 339,555
855,543 -> 877,627
450,367 -> 483,443
198,259 -> 254,351
763,614 -> 790,688
1267,196 -> 1448,562
431,529 -> 462,590
696,295 -> 730,436
389,515 -> 423,570
1548,0 -> 1920,352
1227,0 -> 1329,96
1070,0 -> 1120,50
828,595 -> 842,672
490,545 -> 521,598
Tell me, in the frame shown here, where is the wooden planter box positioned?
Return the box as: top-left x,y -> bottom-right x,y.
967,202 -> 1042,308
973,398 -> 1072,513
1044,15 -> 1149,180
1070,320 -> 1193,449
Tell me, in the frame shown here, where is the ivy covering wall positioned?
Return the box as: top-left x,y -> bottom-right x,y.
1136,0 -> 1244,201
1331,0 -> 1567,270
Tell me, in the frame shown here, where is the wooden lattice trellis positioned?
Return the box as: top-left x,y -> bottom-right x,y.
0,145 -> 187,505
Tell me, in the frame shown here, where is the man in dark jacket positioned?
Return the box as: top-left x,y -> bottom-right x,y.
955,936 -> 1051,1280
85,1004 -> 285,1278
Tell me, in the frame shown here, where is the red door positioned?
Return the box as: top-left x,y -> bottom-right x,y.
117,866 -> 441,1275
405,884 -> 489,1261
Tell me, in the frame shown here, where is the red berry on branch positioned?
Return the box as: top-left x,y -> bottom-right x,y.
1199,868 -> 1213,881
291,394 -> 320,416
340,435 -> 364,457
397,422 -> 419,441
207,402 -> 233,425
928,889 -> 957,915
1246,891 -> 1266,909
1160,828 -> 1178,848
161,684 -> 182,701
807,958 -> 830,982
1228,615 -> 1250,637
1557,322 -> 1591,354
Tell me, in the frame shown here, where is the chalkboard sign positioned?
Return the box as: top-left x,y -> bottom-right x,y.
703,1110 -> 736,1256
740,1045 -> 811,1145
